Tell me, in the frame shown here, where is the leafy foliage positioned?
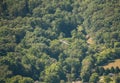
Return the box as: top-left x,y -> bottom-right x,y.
0,0 -> 120,82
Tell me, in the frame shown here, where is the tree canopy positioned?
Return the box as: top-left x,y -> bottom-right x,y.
0,0 -> 120,82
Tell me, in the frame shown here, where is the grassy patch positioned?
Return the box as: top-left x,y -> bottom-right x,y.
103,59 -> 120,69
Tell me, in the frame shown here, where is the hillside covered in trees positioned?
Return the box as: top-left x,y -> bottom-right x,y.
0,0 -> 120,83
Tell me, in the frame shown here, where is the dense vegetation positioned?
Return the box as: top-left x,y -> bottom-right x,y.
0,0 -> 120,83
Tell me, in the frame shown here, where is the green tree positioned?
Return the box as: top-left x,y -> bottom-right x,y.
104,68 -> 110,75
80,56 -> 94,82
6,75 -> 34,83
115,67 -> 120,73
44,73 -> 60,83
110,67 -> 115,73
41,62 -> 65,83
89,73 -> 99,83
114,76 -> 120,83
103,76 -> 112,83
0,65 -> 12,82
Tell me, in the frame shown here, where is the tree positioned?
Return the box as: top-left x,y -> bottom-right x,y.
114,76 -> 120,83
110,67 -> 115,73
64,58 -> 80,81
28,0 -> 42,13
80,56 -> 94,82
89,73 -> 99,83
6,75 -> 34,83
115,67 -> 120,73
97,67 -> 105,75
0,65 -> 12,82
103,76 -> 112,83
104,68 -> 110,75
44,73 -> 60,83
41,62 -> 65,83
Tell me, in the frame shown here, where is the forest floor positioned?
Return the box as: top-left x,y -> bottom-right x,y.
103,59 -> 120,69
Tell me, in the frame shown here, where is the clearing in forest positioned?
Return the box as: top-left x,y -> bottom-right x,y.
87,37 -> 95,45
103,59 -> 120,69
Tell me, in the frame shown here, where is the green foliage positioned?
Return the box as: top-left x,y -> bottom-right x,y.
6,75 -> 34,83
96,48 -> 119,65
103,76 -> 112,83
6,0 -> 29,17
114,75 -> 120,83
41,62 -> 65,83
0,65 -> 12,82
80,56 -> 94,82
0,0 -> 120,83
89,73 -> 99,83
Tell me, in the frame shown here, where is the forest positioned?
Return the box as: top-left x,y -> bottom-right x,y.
0,0 -> 120,83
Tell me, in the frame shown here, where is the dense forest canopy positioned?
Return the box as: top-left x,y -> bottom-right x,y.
0,0 -> 120,83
